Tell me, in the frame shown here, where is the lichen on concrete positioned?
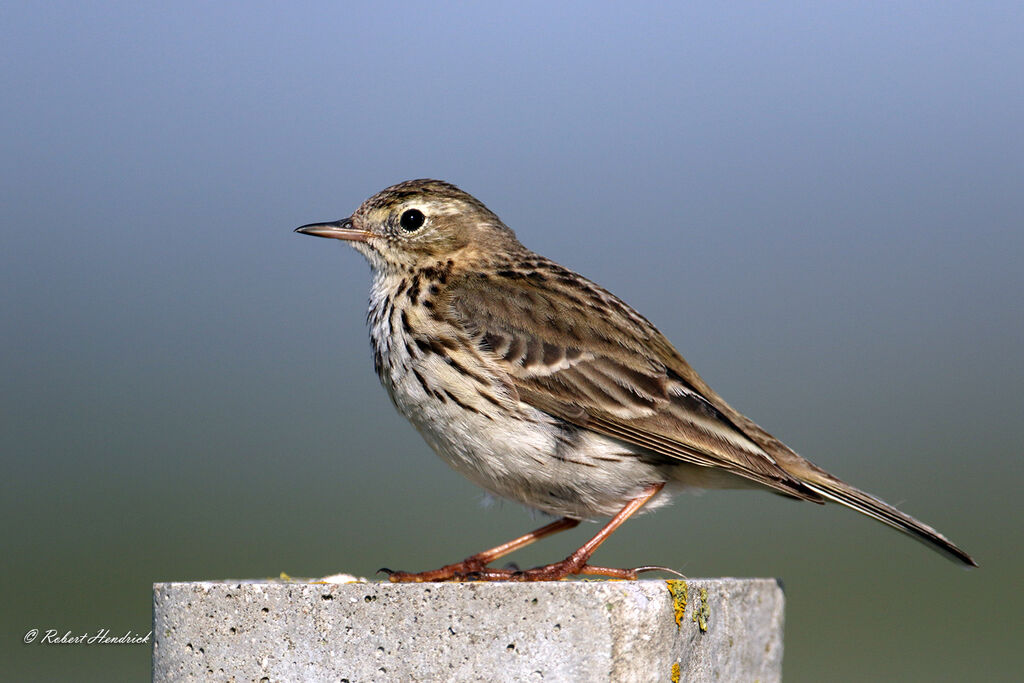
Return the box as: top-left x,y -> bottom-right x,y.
693,586 -> 710,633
666,579 -> 688,628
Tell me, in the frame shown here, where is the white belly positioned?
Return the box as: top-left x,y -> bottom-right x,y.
365,275 -> 669,518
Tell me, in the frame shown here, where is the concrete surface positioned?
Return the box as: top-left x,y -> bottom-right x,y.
152,577 -> 784,682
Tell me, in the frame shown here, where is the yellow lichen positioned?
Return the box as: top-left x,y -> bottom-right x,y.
692,587 -> 709,633
670,661 -> 681,682
665,580 -> 688,628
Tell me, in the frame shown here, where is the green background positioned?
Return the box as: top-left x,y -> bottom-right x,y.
2,2 -> 1020,680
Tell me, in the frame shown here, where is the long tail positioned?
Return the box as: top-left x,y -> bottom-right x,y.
800,475 -> 977,567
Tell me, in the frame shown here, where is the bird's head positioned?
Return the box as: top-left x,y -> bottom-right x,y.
296,179 -> 520,273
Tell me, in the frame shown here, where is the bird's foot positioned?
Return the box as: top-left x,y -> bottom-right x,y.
381,558 -> 675,582
514,560 -> 630,581
380,556 -> 494,583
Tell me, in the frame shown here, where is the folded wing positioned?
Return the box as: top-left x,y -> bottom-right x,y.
443,265 -> 822,502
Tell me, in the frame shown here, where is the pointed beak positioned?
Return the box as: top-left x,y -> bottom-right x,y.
294,218 -> 372,242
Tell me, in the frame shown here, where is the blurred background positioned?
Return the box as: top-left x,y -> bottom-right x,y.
2,2 -> 1020,680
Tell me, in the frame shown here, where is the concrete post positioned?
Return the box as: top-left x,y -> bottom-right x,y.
153,577 -> 783,682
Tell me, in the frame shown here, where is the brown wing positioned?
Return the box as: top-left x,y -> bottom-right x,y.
442,264 -> 823,502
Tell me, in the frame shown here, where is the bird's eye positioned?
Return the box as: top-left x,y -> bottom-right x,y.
399,208 -> 425,232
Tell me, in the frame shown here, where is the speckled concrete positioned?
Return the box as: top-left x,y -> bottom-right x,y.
152,578 -> 783,682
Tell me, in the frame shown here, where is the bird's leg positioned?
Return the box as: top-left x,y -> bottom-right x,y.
384,483 -> 666,582
383,517 -> 580,582
492,483 -> 666,581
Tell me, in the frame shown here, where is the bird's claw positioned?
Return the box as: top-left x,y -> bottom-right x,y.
634,565 -> 686,578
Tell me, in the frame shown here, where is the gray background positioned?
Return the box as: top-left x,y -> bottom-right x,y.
2,2 -> 1020,680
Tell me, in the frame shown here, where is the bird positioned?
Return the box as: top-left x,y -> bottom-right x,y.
295,179 -> 976,581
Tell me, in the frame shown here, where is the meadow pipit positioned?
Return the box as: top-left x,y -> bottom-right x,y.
296,179 -> 976,581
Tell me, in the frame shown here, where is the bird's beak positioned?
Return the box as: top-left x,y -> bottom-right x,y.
294,218 -> 372,242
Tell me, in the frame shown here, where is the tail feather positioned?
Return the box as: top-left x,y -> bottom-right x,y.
801,477 -> 977,567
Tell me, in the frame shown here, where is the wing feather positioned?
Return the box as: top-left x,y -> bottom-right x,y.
443,265 -> 822,501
